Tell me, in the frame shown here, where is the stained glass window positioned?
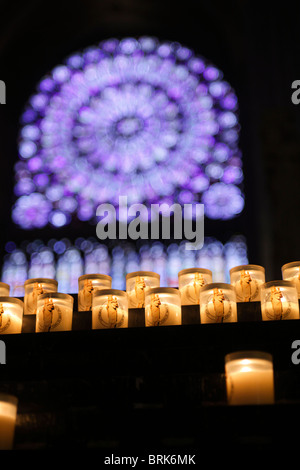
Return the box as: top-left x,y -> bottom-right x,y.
13,36 -> 244,229
1,236 -> 248,294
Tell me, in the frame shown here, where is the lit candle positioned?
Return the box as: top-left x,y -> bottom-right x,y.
92,289 -> 128,329
230,264 -> 265,302
0,282 -> 10,297
199,283 -> 237,323
225,351 -> 275,405
24,278 -> 58,315
178,268 -> 212,305
260,280 -> 299,321
281,261 -> 300,298
78,274 -> 112,311
36,293 -> 74,332
0,297 -> 23,334
0,394 -> 18,449
126,271 -> 160,308
145,288 -> 181,326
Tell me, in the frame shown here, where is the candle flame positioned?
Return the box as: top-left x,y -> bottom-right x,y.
240,359 -> 251,365
240,366 -> 252,373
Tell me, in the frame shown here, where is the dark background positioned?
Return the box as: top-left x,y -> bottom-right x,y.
0,0 -> 299,280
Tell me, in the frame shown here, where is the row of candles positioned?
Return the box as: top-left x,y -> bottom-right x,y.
0,262 -> 300,333
0,349 -> 275,449
1,263 -> 292,448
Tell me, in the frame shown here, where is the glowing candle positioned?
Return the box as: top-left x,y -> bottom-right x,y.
0,283 -> 10,297
281,261 -> 300,298
24,278 -> 58,315
225,351 -> 275,405
126,271 -> 160,308
178,268 -> 212,305
0,297 -> 23,334
145,288 -> 181,326
78,274 -> 112,311
0,394 -> 18,449
260,280 -> 299,321
92,289 -> 128,329
36,293 -> 74,332
199,283 -> 237,323
230,264 -> 265,302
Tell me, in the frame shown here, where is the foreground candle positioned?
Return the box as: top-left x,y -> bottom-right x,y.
92,289 -> 128,329
145,288 -> 181,326
126,271 -> 160,308
0,283 -> 10,297
225,351 -> 275,405
24,278 -> 58,315
281,261 -> 300,298
260,280 -> 299,321
230,264 -> 265,302
0,394 -> 18,449
36,293 -> 74,332
178,268 -> 212,305
199,283 -> 237,323
0,297 -> 23,334
78,274 -> 112,311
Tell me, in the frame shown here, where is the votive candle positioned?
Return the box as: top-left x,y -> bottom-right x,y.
225,351 -> 275,405
0,394 -> 18,449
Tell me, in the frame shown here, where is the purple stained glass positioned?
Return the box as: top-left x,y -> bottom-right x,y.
13,36 -> 244,229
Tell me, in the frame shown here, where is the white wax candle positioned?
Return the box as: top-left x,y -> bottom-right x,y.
78,275 -> 112,311
178,269 -> 212,306
261,301 -> 299,321
128,286 -> 151,308
225,357 -> 275,405
201,299 -> 237,323
180,283 -> 201,305
92,307 -> 128,329
233,278 -> 264,302
36,294 -> 73,332
0,312 -> 22,334
92,290 -> 128,329
0,299 -> 23,334
24,279 -> 58,315
126,272 -> 160,308
145,303 -> 181,326
281,262 -> 300,298
0,398 -> 17,450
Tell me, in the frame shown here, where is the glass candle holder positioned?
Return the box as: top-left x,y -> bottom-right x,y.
36,293 -> 74,332
260,280 -> 299,321
178,268 -> 212,305
0,283 -> 10,296
24,278 -> 58,315
92,289 -> 128,329
78,274 -> 112,311
145,288 -> 181,327
225,351 -> 275,405
0,297 -> 23,334
230,264 -> 265,302
126,271 -> 160,308
0,394 -> 18,450
281,261 -> 300,298
199,283 -> 237,323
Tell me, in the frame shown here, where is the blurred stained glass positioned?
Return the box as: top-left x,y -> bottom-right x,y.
1,237 -> 248,295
